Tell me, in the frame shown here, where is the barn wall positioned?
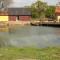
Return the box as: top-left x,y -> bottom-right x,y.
9,16 -> 16,21
0,16 -> 8,21
57,16 -> 60,22
55,13 -> 60,22
19,16 -> 31,21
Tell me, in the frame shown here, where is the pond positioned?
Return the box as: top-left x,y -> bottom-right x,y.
0,26 -> 60,48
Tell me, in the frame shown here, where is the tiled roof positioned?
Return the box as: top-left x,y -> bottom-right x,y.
55,6 -> 60,13
8,8 -> 31,16
0,8 -> 31,16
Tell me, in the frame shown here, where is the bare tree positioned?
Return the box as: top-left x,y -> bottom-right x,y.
0,0 -> 12,11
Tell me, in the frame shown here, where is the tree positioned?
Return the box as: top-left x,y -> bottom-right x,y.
31,0 -> 48,19
45,6 -> 55,19
0,0 -> 12,11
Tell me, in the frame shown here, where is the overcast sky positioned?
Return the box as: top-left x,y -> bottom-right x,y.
9,0 -> 58,7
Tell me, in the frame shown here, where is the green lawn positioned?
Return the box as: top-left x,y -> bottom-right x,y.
0,47 -> 60,60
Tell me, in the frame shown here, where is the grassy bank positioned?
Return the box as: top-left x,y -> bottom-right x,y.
0,47 -> 60,60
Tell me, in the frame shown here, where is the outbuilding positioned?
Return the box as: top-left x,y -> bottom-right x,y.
55,6 -> 60,22
8,8 -> 31,21
0,8 -> 31,21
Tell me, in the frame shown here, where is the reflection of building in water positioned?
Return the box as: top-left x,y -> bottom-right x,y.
55,2 -> 60,22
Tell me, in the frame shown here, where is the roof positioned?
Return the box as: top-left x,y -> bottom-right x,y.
0,8 -> 31,16
8,8 -> 31,16
55,6 -> 60,13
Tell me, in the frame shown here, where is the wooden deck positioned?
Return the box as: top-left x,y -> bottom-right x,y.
30,21 -> 60,26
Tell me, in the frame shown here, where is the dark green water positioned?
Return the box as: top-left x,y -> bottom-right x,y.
0,26 -> 60,48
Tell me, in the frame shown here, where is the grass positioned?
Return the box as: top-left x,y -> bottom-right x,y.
0,47 -> 60,60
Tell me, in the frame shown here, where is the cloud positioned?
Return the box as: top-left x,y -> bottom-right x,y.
9,0 -> 36,7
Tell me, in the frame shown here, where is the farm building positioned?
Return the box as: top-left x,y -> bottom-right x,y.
55,6 -> 60,22
0,8 -> 31,21
0,11 -> 8,21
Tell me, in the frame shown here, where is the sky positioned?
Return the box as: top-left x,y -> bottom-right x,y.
45,0 -> 58,5
9,0 -> 59,7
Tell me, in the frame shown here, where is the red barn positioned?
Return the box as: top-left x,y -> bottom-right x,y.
8,8 -> 31,21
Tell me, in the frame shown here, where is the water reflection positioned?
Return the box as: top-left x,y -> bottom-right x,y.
0,26 -> 60,48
